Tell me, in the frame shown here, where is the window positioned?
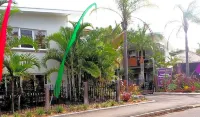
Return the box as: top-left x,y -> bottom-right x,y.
12,27 -> 47,49
21,29 -> 33,48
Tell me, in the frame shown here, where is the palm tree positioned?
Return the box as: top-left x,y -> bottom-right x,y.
0,0 -> 9,6
4,36 -> 40,113
42,23 -> 101,100
43,24 -> 121,101
92,0 -> 153,90
165,0 -> 200,77
128,25 -> 155,87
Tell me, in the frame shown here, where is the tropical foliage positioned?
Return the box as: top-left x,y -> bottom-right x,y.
42,23 -> 122,99
4,30 -> 40,113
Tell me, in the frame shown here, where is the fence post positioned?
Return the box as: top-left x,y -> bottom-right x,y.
45,84 -> 50,110
84,82 -> 89,104
116,80 -> 120,102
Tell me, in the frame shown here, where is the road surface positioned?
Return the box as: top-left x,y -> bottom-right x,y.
160,108 -> 200,117
54,95 -> 200,117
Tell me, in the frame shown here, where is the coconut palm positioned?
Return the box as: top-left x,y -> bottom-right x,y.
42,23 -> 121,100
165,0 -> 200,77
128,25 -> 153,86
4,35 -> 40,113
42,23 -> 101,100
92,0 -> 154,90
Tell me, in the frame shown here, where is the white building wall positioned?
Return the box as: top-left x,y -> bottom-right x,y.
7,12 -> 69,85
9,12 -> 68,35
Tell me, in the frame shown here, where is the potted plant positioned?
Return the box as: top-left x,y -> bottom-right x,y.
35,31 -> 46,49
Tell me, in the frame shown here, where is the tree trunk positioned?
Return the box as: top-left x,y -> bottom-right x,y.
11,79 -> 14,113
185,31 -> 189,77
140,51 -> 145,89
69,74 -> 72,101
70,52 -> 76,100
121,21 -> 128,91
66,69 -> 69,98
78,69 -> 81,100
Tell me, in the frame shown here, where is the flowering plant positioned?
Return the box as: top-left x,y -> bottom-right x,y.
121,92 -> 131,102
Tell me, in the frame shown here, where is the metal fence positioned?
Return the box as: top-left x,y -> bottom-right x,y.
0,80 -> 119,112
88,81 -> 116,103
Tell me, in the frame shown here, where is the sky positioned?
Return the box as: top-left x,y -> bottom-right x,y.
14,0 -> 200,52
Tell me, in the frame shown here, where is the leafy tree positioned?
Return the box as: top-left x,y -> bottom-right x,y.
128,25 -> 160,86
165,0 -> 200,77
4,34 -> 40,113
92,0 -> 154,90
42,23 -> 122,100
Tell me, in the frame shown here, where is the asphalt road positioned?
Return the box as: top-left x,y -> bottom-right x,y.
53,95 -> 200,117
159,108 -> 200,117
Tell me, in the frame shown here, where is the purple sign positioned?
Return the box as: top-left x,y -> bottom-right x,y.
157,68 -> 172,87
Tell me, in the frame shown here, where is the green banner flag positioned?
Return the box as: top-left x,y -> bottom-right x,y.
54,3 -> 97,98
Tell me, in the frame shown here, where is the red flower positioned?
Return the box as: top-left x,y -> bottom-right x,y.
191,86 -> 196,92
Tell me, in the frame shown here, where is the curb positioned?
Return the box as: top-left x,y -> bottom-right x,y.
153,92 -> 200,95
50,100 -> 156,117
131,104 -> 200,117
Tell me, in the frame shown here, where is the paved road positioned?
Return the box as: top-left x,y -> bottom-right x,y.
160,108 -> 200,117
55,95 -> 200,117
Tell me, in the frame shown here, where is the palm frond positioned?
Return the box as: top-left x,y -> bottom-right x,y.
0,0 -> 8,6
47,32 -> 68,51
90,7 -> 123,19
82,61 -> 101,78
164,20 -> 181,30
45,67 -> 59,83
190,15 -> 200,23
42,48 -> 64,68
3,59 -> 12,74
174,4 -> 185,13
20,53 -> 41,70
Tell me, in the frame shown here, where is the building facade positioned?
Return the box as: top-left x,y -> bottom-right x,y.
1,6 -> 82,88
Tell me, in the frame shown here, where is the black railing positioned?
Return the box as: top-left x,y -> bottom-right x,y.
0,80 -> 118,112
88,81 -> 116,103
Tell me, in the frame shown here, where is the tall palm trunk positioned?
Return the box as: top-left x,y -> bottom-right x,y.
121,21 -> 128,91
70,52 -> 76,100
11,78 -> 14,113
184,18 -> 189,77
185,31 -> 189,77
140,51 -> 145,89
66,69 -> 69,98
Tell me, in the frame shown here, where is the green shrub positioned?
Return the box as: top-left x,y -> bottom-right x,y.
194,82 -> 200,89
46,109 -> 52,115
168,83 -> 177,91
2,115 -> 8,117
118,101 -> 125,105
76,105 -> 88,111
13,113 -> 20,117
82,104 -> 89,110
106,100 -> 117,106
55,106 -> 64,113
69,105 -> 76,112
25,111 -> 33,117
94,103 -> 101,108
36,107 -> 45,115
101,102 -> 109,108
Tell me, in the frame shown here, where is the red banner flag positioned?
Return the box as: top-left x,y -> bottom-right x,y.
0,0 -> 12,81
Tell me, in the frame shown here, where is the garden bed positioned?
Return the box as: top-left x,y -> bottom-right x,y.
154,92 -> 200,95
2,98 -> 148,117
